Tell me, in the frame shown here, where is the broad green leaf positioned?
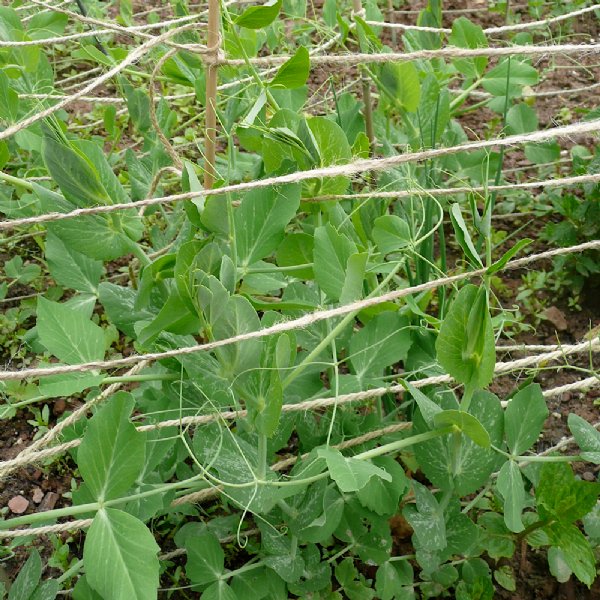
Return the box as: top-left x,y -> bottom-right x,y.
27,11 -> 68,39
313,223 -> 357,301
496,460 -> 526,533
202,581 -> 239,600
270,46 -> 309,89
356,456 -> 409,516
548,547 -> 572,583
449,204 -> 482,267
37,297 -> 105,365
506,103 -> 538,135
84,508 -> 160,600
8,550 -> 41,600
212,294 -> 261,378
339,252 -> 368,304
0,70 -> 19,122
403,481 -> 446,552
544,522 -> 596,587
318,447 -> 391,492
481,59 -> 539,97
45,232 -> 103,295
504,383 -> 548,455
372,215 -> 410,254
524,141 -> 560,165
433,410 -> 490,448
99,282 -> 154,338
487,238 -> 532,276
236,0 -> 282,29
292,485 -> 344,543
409,74 -> 450,150
38,370 -> 103,398
376,562 -> 414,600
42,136 -> 110,208
185,531 -> 225,587
235,184 -> 301,268
414,391 -> 504,495
436,284 -> 495,389
350,313 -> 412,380
77,392 -> 145,502
568,413 -> 600,464
404,381 -> 442,427
276,232 -> 314,278
449,17 -> 488,78
379,61 -> 420,112
536,462 -> 600,524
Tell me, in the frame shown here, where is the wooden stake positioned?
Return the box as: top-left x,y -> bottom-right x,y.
204,0 -> 220,190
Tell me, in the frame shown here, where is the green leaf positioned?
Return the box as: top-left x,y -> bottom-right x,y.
235,184 -> 301,267
536,462 -> 600,524
548,547 -> 572,583
350,313 -> 412,381
45,232 -> 103,295
8,549 -> 41,600
414,391 -> 504,495
504,383 -> 548,455
42,136 -> 110,208
339,252 -> 368,304
436,284 -> 495,389
379,62 -> 420,112
318,447 -> 391,492
481,59 -> 539,97
0,69 -> 19,122
433,410 -> 491,448
77,392 -> 145,502
568,413 -> 600,464
185,531 -> 225,587
403,382 -> 442,427
487,238 -> 532,276
236,0 -> 282,29
496,461 -> 526,533
83,508 -> 160,600
544,522 -> 596,587
506,103 -> 538,135
449,204 -> 482,267
270,46 -> 309,89
37,297 -> 105,365
449,17 -> 488,78
372,215 -> 410,254
403,481 -> 446,552
313,223 -> 357,301
276,232 -> 314,278
376,562 -> 414,600
356,456 -> 409,516
202,581 -> 239,600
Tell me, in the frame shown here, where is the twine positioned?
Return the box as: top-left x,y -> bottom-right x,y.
3,119 -> 600,231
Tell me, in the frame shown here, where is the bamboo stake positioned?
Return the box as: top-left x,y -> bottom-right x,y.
204,0 -> 220,189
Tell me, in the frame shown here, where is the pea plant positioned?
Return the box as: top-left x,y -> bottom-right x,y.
0,0 -> 599,598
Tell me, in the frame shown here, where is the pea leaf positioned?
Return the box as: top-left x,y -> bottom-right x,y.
481,59 -> 539,97
83,508 -> 159,600
270,46 -> 309,89
403,381 -> 442,427
372,215 -> 410,254
568,413 -> 600,464
77,392 -> 145,502
379,61 -> 420,112
318,447 -> 391,492
449,203 -> 482,267
403,481 -> 446,552
37,297 -> 105,365
313,223 -> 357,301
236,0 -> 282,29
185,532 -> 225,587
449,17 -> 488,78
504,383 -> 548,455
436,284 -> 495,389
8,550 -> 41,600
235,184 -> 301,268
356,456 -> 409,516
433,409 -> 491,448
496,461 -> 526,533
506,103 -> 538,135
487,238 -> 532,276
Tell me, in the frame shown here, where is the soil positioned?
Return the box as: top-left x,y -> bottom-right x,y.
1,0 -> 600,598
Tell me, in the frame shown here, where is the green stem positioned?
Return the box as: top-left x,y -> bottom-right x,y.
0,171 -> 34,191
449,76 -> 485,112
257,434 -> 268,480
56,559 -> 84,584
222,558 -> 264,581
516,518 -> 553,544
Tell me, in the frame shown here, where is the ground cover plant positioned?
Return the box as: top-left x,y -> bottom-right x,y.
0,0 -> 599,598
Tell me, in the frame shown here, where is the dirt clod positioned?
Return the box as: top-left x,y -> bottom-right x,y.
542,306 -> 569,331
38,491 -> 59,512
8,495 -> 29,514
32,487 -> 44,504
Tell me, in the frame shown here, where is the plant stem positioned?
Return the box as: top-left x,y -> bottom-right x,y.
257,434 -> 268,480
0,171 -> 34,190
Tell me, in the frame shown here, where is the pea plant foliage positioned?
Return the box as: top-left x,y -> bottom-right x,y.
0,0 -> 599,598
